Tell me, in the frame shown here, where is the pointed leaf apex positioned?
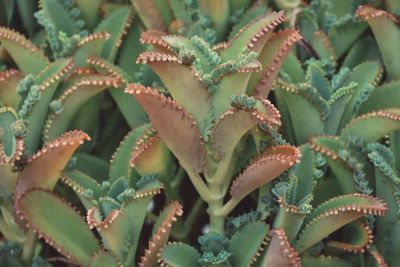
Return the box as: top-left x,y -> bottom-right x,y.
227,10 -> 286,51
264,228 -> 301,267
139,201 -> 183,267
86,207 -> 123,231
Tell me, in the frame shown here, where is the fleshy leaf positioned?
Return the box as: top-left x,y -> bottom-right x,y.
222,11 -> 285,61
89,250 -> 120,267
358,80 -> 400,114
229,145 -> 300,204
0,69 -> 22,107
357,5 -> 400,80
309,135 -> 357,193
341,108 -> 400,143
131,0 -> 165,30
262,229 -> 301,267
274,81 -> 329,144
16,189 -> 101,266
15,130 -> 90,201
210,98 -> 281,159
136,50 -> 211,133
73,32 -> 111,67
228,221 -> 269,266
109,124 -> 150,183
125,84 -> 206,173
138,201 -> 183,267
130,130 -> 171,176
158,242 -> 201,267
73,0 -> 103,30
327,222 -> 373,253
0,27 -> 49,75
295,194 -> 387,253
249,29 -> 302,97
62,170 -> 102,200
95,6 -> 133,61
43,75 -> 121,141
301,255 -> 352,267
24,58 -> 74,154
86,207 -> 130,261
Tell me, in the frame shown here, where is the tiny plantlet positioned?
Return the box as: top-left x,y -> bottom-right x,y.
0,0 -> 399,266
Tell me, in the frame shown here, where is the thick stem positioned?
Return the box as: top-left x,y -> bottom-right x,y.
208,197 -> 225,233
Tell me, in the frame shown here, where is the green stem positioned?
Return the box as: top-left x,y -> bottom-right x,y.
208,198 -> 225,233
21,230 -> 36,264
186,168 -> 215,202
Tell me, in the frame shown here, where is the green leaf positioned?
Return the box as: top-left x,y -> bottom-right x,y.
17,189 -> 100,266
310,136 -> 356,193
329,20 -> 367,58
122,185 -> 163,266
74,153 -> 109,182
24,58 -> 73,154
43,75 -> 120,142
359,80 -> 400,114
248,29 -> 302,97
341,108 -> 400,143
222,11 -> 285,61
73,32 -> 111,67
275,81 -> 329,144
228,221 -> 269,267
15,131 -> 90,201
229,145 -> 300,205
95,6 -> 133,61
89,250 -> 120,267
126,84 -> 206,173
0,27 -> 49,75
0,69 -> 22,108
326,222 -> 373,253
339,61 -> 382,129
63,169 -> 102,199
139,201 -> 183,267
342,36 -> 380,69
301,256 -> 352,267
357,5 -> 400,80
210,98 -> 281,160
136,51 -> 211,133
73,0 -> 102,30
159,243 -> 201,267
109,125 -> 150,183
311,30 -> 337,62
38,0 -> 78,36
295,194 -> 387,253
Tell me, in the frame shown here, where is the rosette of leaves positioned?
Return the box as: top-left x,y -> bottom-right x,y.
14,125 -> 183,267
0,126 -> 91,265
127,9 -> 303,231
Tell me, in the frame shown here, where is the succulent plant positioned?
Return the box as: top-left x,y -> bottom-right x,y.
1,0 -> 400,266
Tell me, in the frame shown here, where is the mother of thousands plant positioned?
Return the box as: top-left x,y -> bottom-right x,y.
0,0 -> 399,266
